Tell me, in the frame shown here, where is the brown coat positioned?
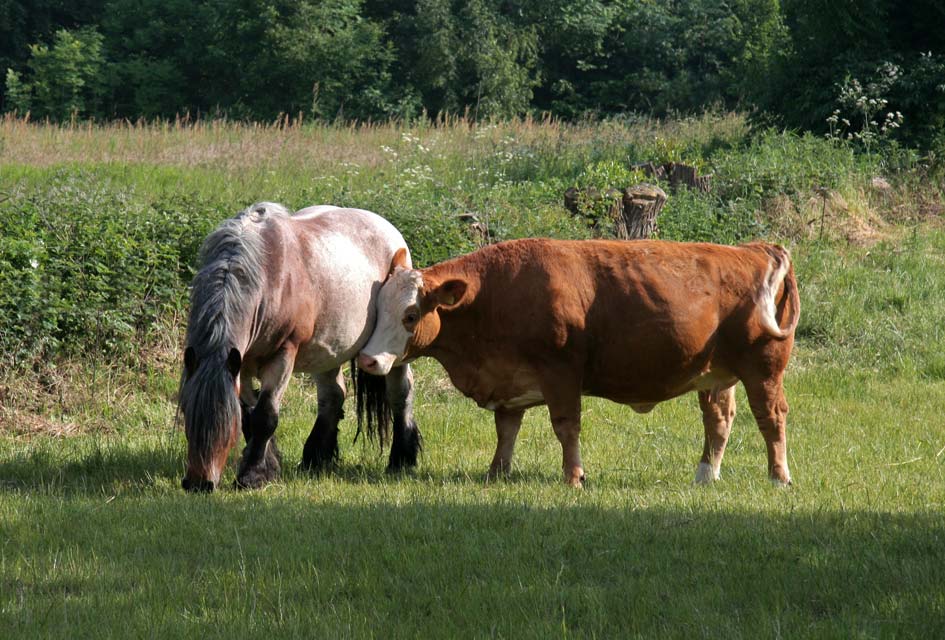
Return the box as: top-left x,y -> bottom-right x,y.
359,238 -> 800,487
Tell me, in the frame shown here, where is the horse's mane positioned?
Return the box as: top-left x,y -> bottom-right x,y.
187,202 -> 288,353
178,202 -> 290,461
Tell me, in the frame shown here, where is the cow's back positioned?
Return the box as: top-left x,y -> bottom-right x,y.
430,238 -> 790,407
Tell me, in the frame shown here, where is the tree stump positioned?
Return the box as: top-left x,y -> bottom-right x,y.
634,161 -> 711,193
564,186 -> 622,234
564,184 -> 666,239
616,184 -> 667,239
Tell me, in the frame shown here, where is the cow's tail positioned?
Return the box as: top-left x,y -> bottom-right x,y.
756,245 -> 800,340
352,359 -> 391,446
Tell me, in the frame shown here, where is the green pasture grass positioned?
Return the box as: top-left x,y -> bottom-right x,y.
2,361 -> 944,638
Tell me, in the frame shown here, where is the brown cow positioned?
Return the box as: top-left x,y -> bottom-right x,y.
358,238 -> 800,487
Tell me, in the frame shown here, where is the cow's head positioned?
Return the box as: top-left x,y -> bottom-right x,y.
358,248 -> 466,375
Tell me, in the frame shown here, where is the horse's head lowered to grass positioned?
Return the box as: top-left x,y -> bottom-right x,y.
180,345 -> 243,491
178,205 -> 268,492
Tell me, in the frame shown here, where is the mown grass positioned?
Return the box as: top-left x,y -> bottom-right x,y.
1,115 -> 944,637
2,362 -> 944,638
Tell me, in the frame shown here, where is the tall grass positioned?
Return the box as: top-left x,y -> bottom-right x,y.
3,112 -> 939,371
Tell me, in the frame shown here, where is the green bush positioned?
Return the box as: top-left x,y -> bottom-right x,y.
0,171 -> 215,365
658,188 -> 764,244
710,130 -> 865,202
4,28 -> 104,120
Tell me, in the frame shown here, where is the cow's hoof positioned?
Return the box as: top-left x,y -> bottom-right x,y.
566,472 -> 586,489
694,462 -> 720,485
769,465 -> 792,487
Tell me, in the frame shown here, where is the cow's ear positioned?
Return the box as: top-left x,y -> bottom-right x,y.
387,248 -> 409,279
184,346 -> 197,379
433,278 -> 467,309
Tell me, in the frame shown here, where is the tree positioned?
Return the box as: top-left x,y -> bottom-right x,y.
99,0 -> 397,121
4,27 -> 104,119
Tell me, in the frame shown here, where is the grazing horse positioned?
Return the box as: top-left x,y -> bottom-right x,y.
179,202 -> 421,492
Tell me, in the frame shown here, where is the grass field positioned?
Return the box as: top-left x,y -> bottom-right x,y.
1,115 -> 944,637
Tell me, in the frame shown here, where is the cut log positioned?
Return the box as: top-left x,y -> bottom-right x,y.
635,161 -> 711,193
617,184 -> 667,240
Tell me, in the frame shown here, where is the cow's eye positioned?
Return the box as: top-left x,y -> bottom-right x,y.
403,310 -> 419,328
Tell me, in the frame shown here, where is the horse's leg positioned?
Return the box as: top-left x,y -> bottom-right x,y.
487,408 -> 525,481
694,385 -> 736,484
238,371 -> 258,443
386,363 -> 422,471
236,345 -> 296,490
300,367 -> 346,472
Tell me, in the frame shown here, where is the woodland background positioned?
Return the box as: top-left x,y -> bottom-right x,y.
2,0 -> 944,149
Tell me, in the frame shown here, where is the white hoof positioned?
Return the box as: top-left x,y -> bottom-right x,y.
694,462 -> 720,484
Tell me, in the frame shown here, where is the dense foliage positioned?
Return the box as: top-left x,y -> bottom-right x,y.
2,1 -> 943,148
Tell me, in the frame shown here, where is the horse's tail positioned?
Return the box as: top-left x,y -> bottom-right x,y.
352,359 -> 391,446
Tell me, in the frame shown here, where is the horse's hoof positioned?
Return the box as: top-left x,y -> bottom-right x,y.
235,454 -> 282,490
299,455 -> 334,476
385,461 -> 415,475
485,462 -> 511,483
387,427 -> 422,471
234,465 -> 280,490
182,477 -> 215,493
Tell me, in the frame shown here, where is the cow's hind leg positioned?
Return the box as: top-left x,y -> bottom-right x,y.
487,408 -> 525,481
695,385 -> 736,484
236,346 -> 296,490
386,364 -> 422,472
300,367 -> 346,473
540,376 -> 585,488
743,376 -> 791,485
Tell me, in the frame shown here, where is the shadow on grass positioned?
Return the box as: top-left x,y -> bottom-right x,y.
0,438 -> 573,495
3,493 -> 944,638
0,437 -> 185,493
2,437 -> 945,637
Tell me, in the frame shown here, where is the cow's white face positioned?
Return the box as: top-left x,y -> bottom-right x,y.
359,267 -> 425,375
359,252 -> 467,376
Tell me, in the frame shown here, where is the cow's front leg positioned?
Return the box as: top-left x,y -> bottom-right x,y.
487,408 -> 525,481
